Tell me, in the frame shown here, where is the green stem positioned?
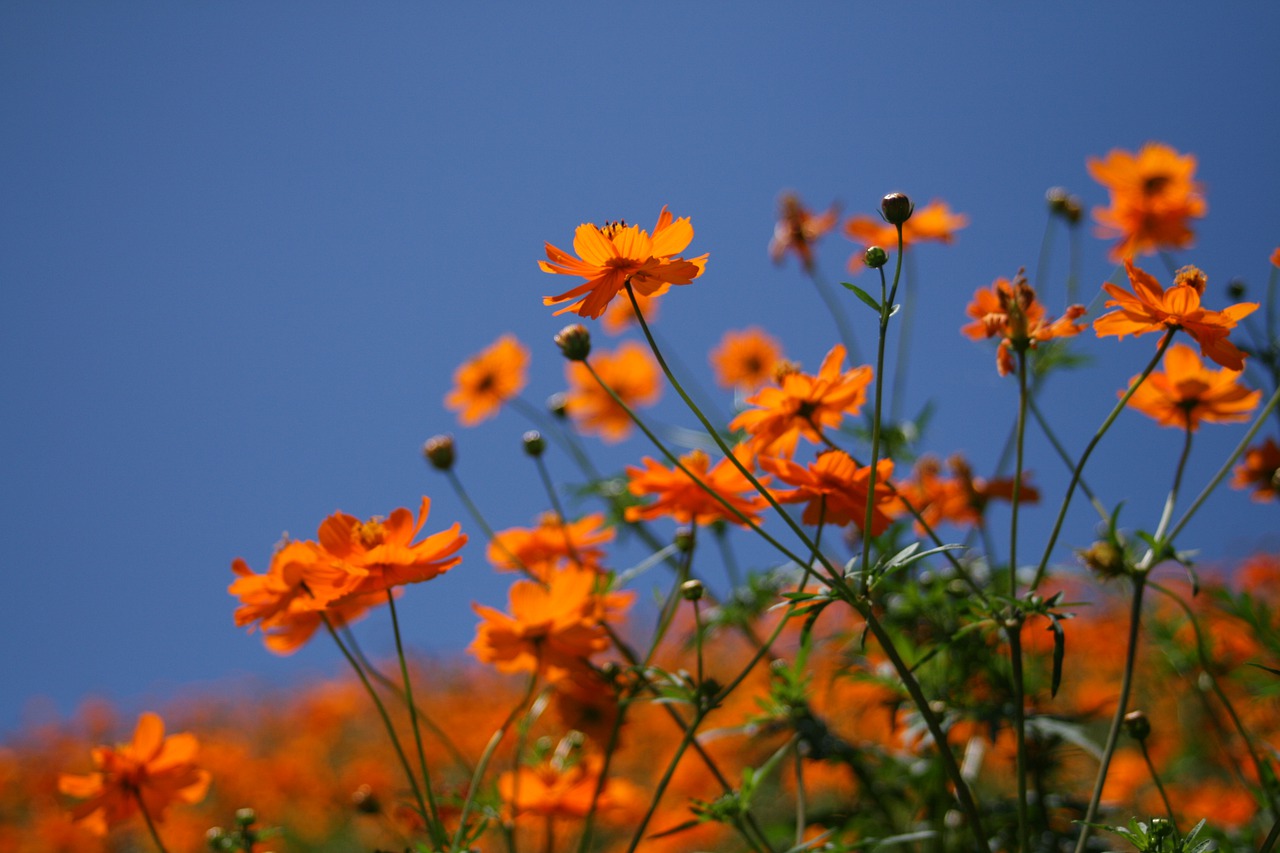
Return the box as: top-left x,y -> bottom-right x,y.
642,528 -> 695,668
1028,395 -> 1108,522
1260,815 -> 1280,853
889,251 -> 917,424
858,260 -> 893,595
576,689 -> 633,853
624,707 -> 710,853
1152,419 -> 1194,545
1139,738 -> 1177,828
1008,624 -> 1030,853
1010,348 -> 1028,592
133,788 -> 171,853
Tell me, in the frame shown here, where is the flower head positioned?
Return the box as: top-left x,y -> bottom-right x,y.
626,445 -> 769,527
762,450 -> 899,534
1232,437 -> 1280,502
487,512 -> 615,578
962,272 -> 1086,375
1093,261 -> 1258,370
729,344 -> 872,456
540,207 -> 708,319
444,335 -> 529,426
563,341 -> 661,443
59,712 -> 210,836
1124,343 -> 1260,431
769,192 -> 839,270
1087,143 -> 1206,261
896,454 -> 1039,533
710,327 -> 784,392
498,752 -> 641,824
843,199 -> 967,270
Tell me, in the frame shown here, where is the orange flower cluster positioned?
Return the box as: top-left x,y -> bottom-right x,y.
539,206 -> 708,319
769,192 -> 839,270
1094,261 -> 1257,370
563,341 -> 661,443
488,511 -> 615,578
626,445 -> 769,528
1088,142 -> 1206,261
229,498 -> 466,653
1124,343 -> 1260,431
897,454 -> 1039,533
962,272 -> 1086,375
445,334 -> 529,426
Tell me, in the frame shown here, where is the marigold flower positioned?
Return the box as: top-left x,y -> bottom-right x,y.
962,272 -> 1086,376
444,334 -> 530,426
1232,437 -> 1280,502
59,712 -> 210,836
626,445 -> 770,527
1124,343 -> 1260,431
710,327 -> 784,392
1087,142 -> 1206,261
498,754 -> 642,823
563,341 -> 661,443
728,343 -> 872,456
539,206 -> 708,319
843,199 -> 968,271
487,512 -> 615,578
769,192 -> 839,270
761,450 -> 899,534
1093,261 -> 1258,370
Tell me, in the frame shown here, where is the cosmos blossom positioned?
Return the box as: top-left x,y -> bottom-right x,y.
761,450 -> 899,534
1123,342 -> 1260,431
625,445 -> 770,527
709,327 -> 784,392
1232,437 -> 1280,503
563,341 -> 661,443
962,272 -> 1086,376
1087,142 -> 1206,261
769,192 -> 839,270
444,334 -> 530,426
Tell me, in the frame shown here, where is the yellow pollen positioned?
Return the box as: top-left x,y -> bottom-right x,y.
355,519 -> 386,549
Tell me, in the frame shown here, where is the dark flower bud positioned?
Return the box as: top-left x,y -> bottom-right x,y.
422,434 -> 456,471
521,430 -> 546,457
352,783 -> 381,814
880,192 -> 913,226
1123,709 -> 1151,741
674,526 -> 695,553
554,324 -> 591,361
1063,196 -> 1083,224
863,246 -> 889,269
1227,279 -> 1247,301
206,827 -> 228,850
1046,186 -> 1070,213
234,808 -> 256,827
680,579 -> 704,601
546,392 -> 569,419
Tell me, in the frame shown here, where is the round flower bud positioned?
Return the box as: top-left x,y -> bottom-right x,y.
1227,279 -> 1247,301
880,192 -> 913,226
863,246 -> 889,269
1063,196 -> 1083,224
235,808 -> 256,827
352,783 -> 381,814
674,526 -> 695,552
554,324 -> 592,361
422,434 -> 456,471
1077,540 -> 1126,578
522,430 -> 546,457
680,579 -> 704,601
546,392 -> 569,419
1123,709 -> 1151,741
206,827 -> 228,849
1046,186 -> 1070,214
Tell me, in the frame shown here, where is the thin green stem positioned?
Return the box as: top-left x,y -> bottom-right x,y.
576,690 -> 633,853
1260,815 -> 1280,853
1032,331 -> 1176,590
643,529 -> 695,668
858,261 -> 893,595
1010,348 -> 1028,592
1139,738 -> 1177,828
889,251 -> 917,424
793,743 -> 807,849
1028,395 -> 1108,522
133,788 -> 171,853
624,707 -> 709,853
1008,625 -> 1030,853
1152,419 -> 1194,545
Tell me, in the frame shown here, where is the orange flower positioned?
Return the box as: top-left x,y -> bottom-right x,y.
762,450 -> 898,534
59,712 -> 210,836
487,512 -> 615,578
769,192 -> 839,270
600,287 -> 661,335
1093,260 -> 1258,370
1232,437 -> 1280,502
1087,143 -> 1206,261
470,566 -> 630,678
843,199 -> 968,270
563,341 -> 661,443
625,445 -> 770,527
896,454 -> 1039,532
962,272 -> 1086,376
1124,343 -> 1260,430
539,206 -> 708,319
710,327 -> 783,392
444,334 -> 529,426
498,753 -> 641,823
728,344 -> 872,456
1271,247 -> 1280,268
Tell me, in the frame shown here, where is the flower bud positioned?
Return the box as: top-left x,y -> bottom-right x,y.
880,192 -> 913,226
680,579 -> 704,601
1123,709 -> 1151,741
1227,279 -> 1247,301
1046,186 -> 1070,213
521,430 -> 546,457
674,526 -> 695,553
1063,196 -> 1083,224
1078,540 -> 1126,578
235,808 -> 256,827
422,434 -> 456,471
554,324 -> 591,361
863,246 -> 889,269
546,392 -> 569,419
352,783 -> 381,814
206,827 -> 228,850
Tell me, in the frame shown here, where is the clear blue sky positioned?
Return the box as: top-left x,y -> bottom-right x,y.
3,3 -> 1278,735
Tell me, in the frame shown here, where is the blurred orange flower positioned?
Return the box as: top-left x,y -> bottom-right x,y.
1232,437 -> 1280,503
59,712 -> 210,836
626,445 -> 769,527
769,192 -> 839,270
487,511 -> 615,578
762,450 -> 898,534
1124,342 -> 1260,430
444,334 -> 529,426
540,206 -> 708,319
1087,142 -> 1206,261
962,272 -> 1086,376
710,327 -> 783,392
1093,260 -> 1257,370
896,454 -> 1038,532
1272,247 -> 1280,268
843,199 -> 967,270
563,341 -> 661,443
498,754 -> 641,823
600,287 -> 661,334
729,343 -> 872,456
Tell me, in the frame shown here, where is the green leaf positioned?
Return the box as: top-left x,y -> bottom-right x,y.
841,281 -> 883,313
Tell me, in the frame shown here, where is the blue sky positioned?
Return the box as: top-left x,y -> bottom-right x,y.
3,3 -> 1278,735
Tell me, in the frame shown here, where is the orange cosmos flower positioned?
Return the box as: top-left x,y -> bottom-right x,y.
729,343 -> 872,456
1271,247 -> 1280,268
59,712 -> 210,836
843,199 -> 968,270
1094,261 -> 1258,370
762,450 -> 898,534
539,206 -> 708,319
563,341 -> 661,443
896,454 -> 1039,532
1232,437 -> 1280,502
444,334 -> 529,426
710,327 -> 784,392
470,567 -> 629,679
1124,342 -> 1260,430
498,753 -> 642,823
625,445 -> 770,527
962,271 -> 1086,376
1087,142 -> 1206,261
487,511 -> 615,578
769,192 -> 839,270
317,497 -> 466,601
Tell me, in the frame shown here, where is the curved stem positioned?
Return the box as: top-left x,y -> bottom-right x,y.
386,591 -> 445,846
1139,738 -> 1177,828
133,788 -> 171,853
1152,420 -> 1194,545
858,261 -> 893,595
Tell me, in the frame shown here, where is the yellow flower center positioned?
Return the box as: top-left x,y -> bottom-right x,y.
354,518 -> 386,549
598,220 -> 629,239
